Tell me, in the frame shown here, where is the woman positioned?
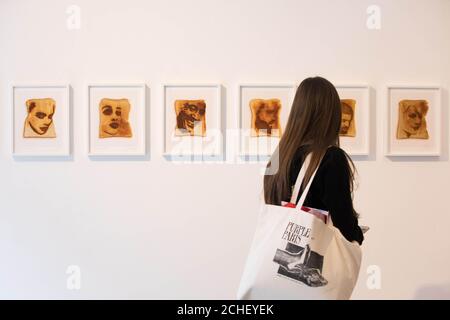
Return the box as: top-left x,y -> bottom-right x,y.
264,76 -> 364,245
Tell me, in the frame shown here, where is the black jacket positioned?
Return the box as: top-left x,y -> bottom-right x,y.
287,145 -> 364,245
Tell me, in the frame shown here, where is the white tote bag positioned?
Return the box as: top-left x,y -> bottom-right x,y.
237,152 -> 362,300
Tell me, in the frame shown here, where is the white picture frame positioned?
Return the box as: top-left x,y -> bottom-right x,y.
336,85 -> 371,156
87,83 -> 147,157
12,84 -> 71,158
385,85 -> 441,157
238,84 -> 296,157
163,84 -> 222,158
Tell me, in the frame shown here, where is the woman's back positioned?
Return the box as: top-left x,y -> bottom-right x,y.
287,145 -> 364,245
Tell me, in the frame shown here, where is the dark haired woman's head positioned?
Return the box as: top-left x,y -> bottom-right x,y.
264,76 -> 355,206
286,77 -> 341,149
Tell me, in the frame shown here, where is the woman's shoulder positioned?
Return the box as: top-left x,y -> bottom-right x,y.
293,145 -> 347,162
325,145 -> 347,158
321,146 -> 350,168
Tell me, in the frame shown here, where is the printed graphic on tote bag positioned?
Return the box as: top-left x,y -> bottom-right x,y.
273,222 -> 328,287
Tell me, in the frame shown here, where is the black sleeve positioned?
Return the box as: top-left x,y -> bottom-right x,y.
321,148 -> 364,245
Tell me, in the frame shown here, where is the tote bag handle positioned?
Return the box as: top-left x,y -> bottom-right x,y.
289,151 -> 325,208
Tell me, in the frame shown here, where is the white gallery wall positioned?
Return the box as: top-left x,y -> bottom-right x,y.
1,0 -> 449,299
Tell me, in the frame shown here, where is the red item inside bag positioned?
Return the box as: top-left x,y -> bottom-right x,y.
282,202 -> 328,223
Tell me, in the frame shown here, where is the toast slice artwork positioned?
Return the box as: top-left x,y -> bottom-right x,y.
99,98 -> 133,138
23,98 -> 57,138
396,99 -> 429,139
340,99 -> 356,137
250,98 -> 282,137
174,100 -> 207,136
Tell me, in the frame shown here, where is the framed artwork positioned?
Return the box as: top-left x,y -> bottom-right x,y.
239,84 -> 296,157
12,84 -> 71,157
163,84 -> 222,157
336,85 -> 370,156
87,84 -> 146,157
385,85 -> 441,157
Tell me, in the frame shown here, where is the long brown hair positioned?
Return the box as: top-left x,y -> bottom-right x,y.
264,76 -> 356,206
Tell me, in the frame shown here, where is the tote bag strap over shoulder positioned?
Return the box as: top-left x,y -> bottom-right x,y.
289,151 -> 326,208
